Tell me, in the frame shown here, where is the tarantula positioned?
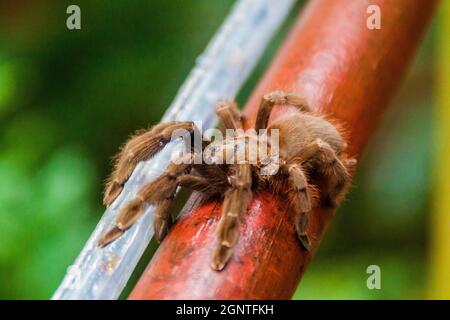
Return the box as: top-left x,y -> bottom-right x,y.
98,91 -> 356,270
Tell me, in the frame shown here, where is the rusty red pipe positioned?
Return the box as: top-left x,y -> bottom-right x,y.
129,0 -> 438,299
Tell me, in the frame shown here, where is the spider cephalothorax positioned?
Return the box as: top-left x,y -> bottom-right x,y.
98,91 -> 356,270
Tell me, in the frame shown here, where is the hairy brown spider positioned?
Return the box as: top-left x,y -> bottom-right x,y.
98,91 -> 356,270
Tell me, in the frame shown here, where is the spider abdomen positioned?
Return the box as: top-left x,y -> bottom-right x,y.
268,113 -> 345,159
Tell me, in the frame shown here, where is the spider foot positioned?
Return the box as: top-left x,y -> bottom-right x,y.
297,233 -> 312,252
98,226 -> 124,248
211,244 -> 232,271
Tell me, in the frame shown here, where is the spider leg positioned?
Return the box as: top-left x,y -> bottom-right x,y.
98,155 -> 193,247
297,139 -> 354,207
193,164 -> 230,194
211,163 -> 252,270
283,163 -> 313,251
177,171 -> 228,198
104,121 -> 198,207
255,91 -> 311,131
215,100 -> 243,130
195,163 -> 228,183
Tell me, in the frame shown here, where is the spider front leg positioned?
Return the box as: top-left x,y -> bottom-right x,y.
286,140 -> 355,251
98,154 -> 193,247
103,121 -> 198,207
255,91 -> 311,131
211,163 -> 252,270
284,163 -> 314,251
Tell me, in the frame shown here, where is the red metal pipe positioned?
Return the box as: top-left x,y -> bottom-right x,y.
129,0 -> 437,299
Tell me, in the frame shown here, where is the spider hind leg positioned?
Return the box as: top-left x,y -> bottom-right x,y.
255,91 -> 311,131
284,163 -> 314,251
304,139 -> 353,207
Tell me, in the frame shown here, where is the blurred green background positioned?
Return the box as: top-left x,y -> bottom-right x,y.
0,1 -> 446,299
